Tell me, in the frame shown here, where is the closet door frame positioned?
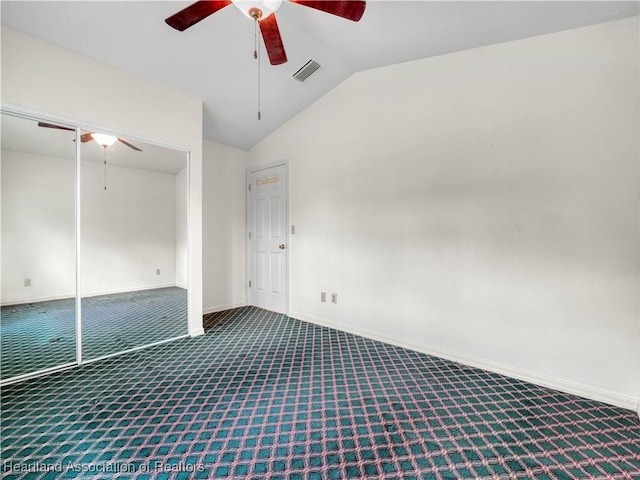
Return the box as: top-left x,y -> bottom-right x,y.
1,105 -> 192,385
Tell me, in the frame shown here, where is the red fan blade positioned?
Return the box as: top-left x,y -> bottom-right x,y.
118,138 -> 143,152
81,132 -> 94,143
165,0 -> 232,31
37,122 -> 75,132
289,0 -> 366,22
259,14 -> 287,65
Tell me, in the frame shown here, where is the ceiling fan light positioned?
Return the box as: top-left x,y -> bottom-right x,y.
91,133 -> 117,148
232,0 -> 282,20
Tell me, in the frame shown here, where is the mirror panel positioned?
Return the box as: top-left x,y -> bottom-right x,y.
79,129 -> 188,361
1,113 -> 77,380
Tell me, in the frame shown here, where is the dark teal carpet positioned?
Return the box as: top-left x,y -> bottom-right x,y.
1,287 -> 188,380
1,307 -> 638,479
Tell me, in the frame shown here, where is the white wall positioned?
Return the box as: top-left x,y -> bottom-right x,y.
80,160 -> 179,296
1,26 -> 204,335
203,139 -> 248,313
1,150 -> 182,303
248,17 -> 640,409
1,150 -> 76,304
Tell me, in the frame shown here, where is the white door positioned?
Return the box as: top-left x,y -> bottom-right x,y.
248,164 -> 288,313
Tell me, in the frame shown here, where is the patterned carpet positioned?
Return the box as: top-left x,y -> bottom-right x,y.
1,287 -> 188,380
1,307 -> 639,479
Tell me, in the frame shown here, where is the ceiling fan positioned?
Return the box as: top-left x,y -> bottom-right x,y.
165,0 -> 367,65
37,122 -> 142,151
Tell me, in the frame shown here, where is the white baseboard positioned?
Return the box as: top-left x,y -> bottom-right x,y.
189,327 -> 205,337
203,303 -> 247,315
290,311 -> 638,412
83,283 -> 181,298
1,283 -> 183,306
2,292 -> 76,306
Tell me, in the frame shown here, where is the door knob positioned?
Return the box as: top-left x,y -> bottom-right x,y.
279,244 -> 286,250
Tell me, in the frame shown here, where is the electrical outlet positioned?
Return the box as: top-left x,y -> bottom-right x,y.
24,278 -> 31,287
156,269 -> 161,275
320,292 -> 326,303
331,293 -> 337,304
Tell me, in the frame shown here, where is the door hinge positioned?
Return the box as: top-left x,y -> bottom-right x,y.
248,231 -> 252,240
248,280 -> 252,288
248,183 -> 251,191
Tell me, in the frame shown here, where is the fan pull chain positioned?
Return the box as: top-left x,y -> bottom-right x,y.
255,18 -> 261,120
103,146 -> 107,191
254,18 -> 258,60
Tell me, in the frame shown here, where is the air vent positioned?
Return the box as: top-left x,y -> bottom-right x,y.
292,59 -> 321,82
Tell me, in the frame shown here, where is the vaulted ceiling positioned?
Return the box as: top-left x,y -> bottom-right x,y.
2,1 -> 638,150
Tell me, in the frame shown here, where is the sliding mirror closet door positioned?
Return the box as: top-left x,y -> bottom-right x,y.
1,113 -> 77,380
79,130 -> 188,361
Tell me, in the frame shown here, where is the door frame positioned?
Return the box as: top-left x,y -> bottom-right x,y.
246,160 -> 290,314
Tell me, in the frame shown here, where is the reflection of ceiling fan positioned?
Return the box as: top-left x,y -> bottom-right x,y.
37,122 -> 142,151
165,0 -> 366,65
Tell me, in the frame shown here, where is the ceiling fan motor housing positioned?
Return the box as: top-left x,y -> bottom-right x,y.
233,0 -> 282,20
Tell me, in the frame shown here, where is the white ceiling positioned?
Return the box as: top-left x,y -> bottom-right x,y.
2,1 -> 638,150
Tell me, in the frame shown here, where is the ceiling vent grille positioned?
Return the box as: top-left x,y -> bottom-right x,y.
292,60 -> 321,82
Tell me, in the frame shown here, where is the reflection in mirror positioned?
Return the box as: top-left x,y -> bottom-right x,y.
1,113 -> 77,380
79,129 -> 188,361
